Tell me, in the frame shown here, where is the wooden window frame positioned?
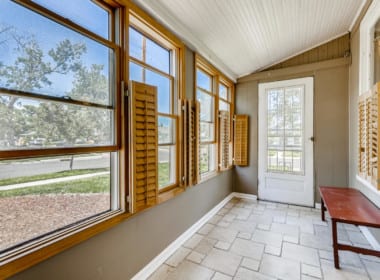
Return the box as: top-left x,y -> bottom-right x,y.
0,1 -> 128,278
128,8 -> 185,195
195,54 -> 235,181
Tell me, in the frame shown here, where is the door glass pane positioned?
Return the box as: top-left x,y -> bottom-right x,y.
266,86 -> 304,174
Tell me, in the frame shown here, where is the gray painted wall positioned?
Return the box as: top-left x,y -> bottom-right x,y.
349,26 -> 380,242
234,63 -> 349,204
10,47 -> 234,280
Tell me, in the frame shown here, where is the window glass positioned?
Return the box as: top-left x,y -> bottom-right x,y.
374,19 -> 380,83
199,144 -> 215,174
145,70 -> 171,114
158,116 -> 174,144
200,122 -> 214,142
219,100 -> 229,112
0,96 -> 113,150
197,90 -> 213,122
129,27 -> 143,61
0,152 -> 112,253
0,1 -> 112,106
219,83 -> 228,100
158,145 -> 175,188
129,22 -> 177,191
146,38 -> 170,74
196,69 -> 212,91
32,0 -> 109,39
0,0 -> 119,255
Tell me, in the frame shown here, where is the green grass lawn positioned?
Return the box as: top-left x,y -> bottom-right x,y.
0,163 -> 173,198
0,168 -> 109,186
158,162 -> 170,187
0,175 -> 110,198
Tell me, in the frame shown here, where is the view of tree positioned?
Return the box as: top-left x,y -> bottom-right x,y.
0,25 -> 110,149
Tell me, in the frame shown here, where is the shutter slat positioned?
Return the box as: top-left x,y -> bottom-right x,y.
233,115 -> 249,166
219,110 -> 230,170
129,81 -> 158,213
181,99 -> 200,186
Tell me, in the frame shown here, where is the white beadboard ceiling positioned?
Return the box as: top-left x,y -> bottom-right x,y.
135,0 -> 366,81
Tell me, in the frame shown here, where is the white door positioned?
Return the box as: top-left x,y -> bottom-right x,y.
258,77 -> 314,207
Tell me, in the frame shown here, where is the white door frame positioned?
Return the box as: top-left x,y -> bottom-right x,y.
258,77 -> 314,207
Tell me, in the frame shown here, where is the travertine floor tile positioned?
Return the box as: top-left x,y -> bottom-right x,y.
282,242 -> 320,266
230,238 -> 265,260
165,247 -> 191,267
148,198 -> 376,280
211,272 -> 233,280
302,263 -> 322,278
252,229 -> 283,247
202,248 -> 242,276
208,226 -> 238,243
235,267 -> 276,280
165,260 -> 215,280
259,253 -> 301,280
241,257 -> 260,271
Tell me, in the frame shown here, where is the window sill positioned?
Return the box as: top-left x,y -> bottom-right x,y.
356,175 -> 380,196
158,186 -> 185,203
0,210 -> 131,279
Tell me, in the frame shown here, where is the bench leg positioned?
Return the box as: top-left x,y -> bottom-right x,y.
321,198 -> 325,221
332,219 -> 340,269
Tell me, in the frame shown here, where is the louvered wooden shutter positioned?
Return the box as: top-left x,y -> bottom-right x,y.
182,99 -> 199,186
219,110 -> 230,170
233,115 -> 249,166
358,82 -> 380,190
129,81 -> 158,213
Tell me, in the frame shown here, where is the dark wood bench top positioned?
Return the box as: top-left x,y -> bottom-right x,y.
319,186 -> 380,227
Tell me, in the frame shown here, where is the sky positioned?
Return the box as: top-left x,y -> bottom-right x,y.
0,0 -> 110,100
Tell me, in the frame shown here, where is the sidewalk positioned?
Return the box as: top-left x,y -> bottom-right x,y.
0,172 -> 110,191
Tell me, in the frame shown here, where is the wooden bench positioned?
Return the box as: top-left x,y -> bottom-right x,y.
319,186 -> 380,268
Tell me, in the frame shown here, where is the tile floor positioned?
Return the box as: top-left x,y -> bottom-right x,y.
148,197 -> 380,280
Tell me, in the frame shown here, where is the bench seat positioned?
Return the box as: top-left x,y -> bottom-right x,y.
319,186 -> 380,268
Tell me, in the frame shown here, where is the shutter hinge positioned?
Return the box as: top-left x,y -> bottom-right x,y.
121,81 -> 128,96
233,116 -> 236,121
182,176 -> 185,183
182,105 -> 186,111
126,195 -> 130,203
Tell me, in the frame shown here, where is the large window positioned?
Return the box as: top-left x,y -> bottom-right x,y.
196,55 -> 234,179
0,0 -> 121,256
129,16 -> 181,192
197,68 -> 217,177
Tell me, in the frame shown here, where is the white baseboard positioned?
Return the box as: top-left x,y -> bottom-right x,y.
315,202 -> 321,209
231,192 -> 258,200
131,192 -> 256,280
359,226 -> 380,251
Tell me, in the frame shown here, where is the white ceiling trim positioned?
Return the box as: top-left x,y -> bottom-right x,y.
136,0 -> 238,82
348,0 -> 369,31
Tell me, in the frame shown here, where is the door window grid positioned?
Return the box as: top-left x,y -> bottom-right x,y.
266,86 -> 304,174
